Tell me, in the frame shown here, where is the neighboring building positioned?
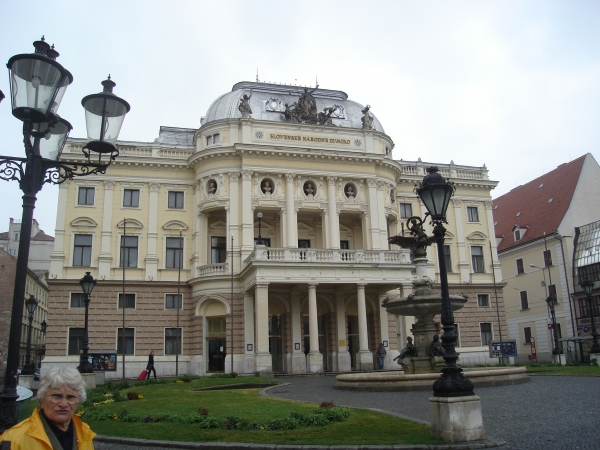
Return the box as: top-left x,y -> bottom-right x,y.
45,81 -> 505,378
572,220 -> 600,362
0,218 -> 55,273
0,248 -> 49,368
493,154 -> 600,364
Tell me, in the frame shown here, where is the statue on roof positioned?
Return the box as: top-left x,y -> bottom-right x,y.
239,90 -> 253,118
281,84 -> 323,124
317,106 -> 337,125
361,104 -> 374,130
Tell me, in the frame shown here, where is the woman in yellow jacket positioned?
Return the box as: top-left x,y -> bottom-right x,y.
0,367 -> 95,449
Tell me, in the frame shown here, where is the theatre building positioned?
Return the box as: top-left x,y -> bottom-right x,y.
43,81 -> 505,378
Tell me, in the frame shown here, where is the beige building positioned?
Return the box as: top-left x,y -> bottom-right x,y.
44,82 -> 505,378
493,154 -> 600,364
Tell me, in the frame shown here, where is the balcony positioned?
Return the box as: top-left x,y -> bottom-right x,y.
246,247 -> 411,265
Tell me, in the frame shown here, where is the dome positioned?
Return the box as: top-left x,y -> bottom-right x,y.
203,81 -> 384,133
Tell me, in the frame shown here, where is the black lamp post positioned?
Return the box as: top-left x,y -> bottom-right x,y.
0,37 -> 130,432
581,277 -> 600,354
545,295 -> 560,356
20,295 -> 38,375
415,166 -> 474,397
256,211 -> 264,245
78,272 -> 97,374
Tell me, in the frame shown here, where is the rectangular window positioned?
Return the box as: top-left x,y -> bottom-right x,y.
78,187 -> 95,205
543,250 -> 553,267
117,328 -> 134,355
399,203 -> 413,219
123,189 -> 140,207
118,293 -> 136,309
443,245 -> 452,272
254,238 -> 271,247
73,234 -> 92,267
467,206 -> 479,222
516,258 -> 524,275
524,327 -> 532,344
548,284 -> 557,302
165,328 -> 182,355
168,191 -> 184,209
211,237 -> 227,264
471,246 -> 484,273
206,135 -> 212,146
213,133 -> 220,144
68,328 -> 85,355
340,240 -> 349,250
70,293 -> 86,308
515,229 -> 521,241
14,233 -> 19,241
166,237 -> 183,269
120,236 -> 138,268
520,291 -> 529,310
480,323 -> 492,346
298,240 -> 310,248
477,294 -> 489,307
166,294 -> 182,309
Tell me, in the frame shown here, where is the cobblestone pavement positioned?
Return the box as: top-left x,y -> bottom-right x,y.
94,375 -> 600,450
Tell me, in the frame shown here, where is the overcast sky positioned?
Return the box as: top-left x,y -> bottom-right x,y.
1,1 -> 598,235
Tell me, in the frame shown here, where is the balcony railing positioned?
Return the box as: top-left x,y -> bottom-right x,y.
245,247 -> 411,265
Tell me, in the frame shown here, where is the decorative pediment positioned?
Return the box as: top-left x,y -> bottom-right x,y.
466,231 -> 487,240
117,218 -> 143,229
297,222 -> 314,231
444,231 -> 455,239
162,220 -> 188,231
209,220 -> 227,232
70,217 -> 97,227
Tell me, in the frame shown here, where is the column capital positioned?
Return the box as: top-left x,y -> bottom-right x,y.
103,180 -> 116,190
327,176 -> 337,185
285,172 -> 296,182
308,283 -> 319,289
228,172 -> 240,182
149,182 -> 161,192
357,283 -> 367,289
256,282 -> 270,289
367,178 -> 377,187
241,170 -> 253,180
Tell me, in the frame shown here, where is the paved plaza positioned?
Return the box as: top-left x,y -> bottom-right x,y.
94,375 -> 600,450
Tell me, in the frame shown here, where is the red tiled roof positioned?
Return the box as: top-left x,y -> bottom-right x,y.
492,155 -> 586,253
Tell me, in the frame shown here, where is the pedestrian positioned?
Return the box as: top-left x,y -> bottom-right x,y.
146,350 -> 157,379
376,343 -> 387,370
0,366 -> 95,449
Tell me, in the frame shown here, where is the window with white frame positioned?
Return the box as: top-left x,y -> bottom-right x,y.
514,229 -> 521,241
68,328 -> 85,355
516,258 -> 524,275
211,237 -> 227,263
168,191 -> 184,209
70,293 -> 86,308
123,189 -> 140,207
443,245 -> 452,272
399,203 -> 413,219
165,328 -> 182,354
524,326 -> 532,344
166,237 -> 183,269
471,246 -> 484,273
480,323 -> 493,346
477,294 -> 489,307
166,293 -> 182,309
77,187 -> 95,205
467,206 -> 479,222
73,234 -> 92,267
117,328 -> 134,354
206,133 -> 220,146
520,291 -> 529,310
120,236 -> 138,268
118,293 -> 136,309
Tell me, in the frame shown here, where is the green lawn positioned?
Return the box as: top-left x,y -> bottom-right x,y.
78,376 -> 445,446
524,363 -> 600,376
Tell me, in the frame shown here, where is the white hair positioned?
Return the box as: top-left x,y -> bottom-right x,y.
37,367 -> 87,403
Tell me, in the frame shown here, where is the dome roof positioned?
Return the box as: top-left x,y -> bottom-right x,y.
203,81 -> 384,133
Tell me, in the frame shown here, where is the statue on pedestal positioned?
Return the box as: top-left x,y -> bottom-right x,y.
239,90 -> 253,118
429,335 -> 445,356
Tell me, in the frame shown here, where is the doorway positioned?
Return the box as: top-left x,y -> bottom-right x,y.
269,315 -> 283,372
347,315 -> 359,370
302,315 -> 329,370
207,338 -> 226,372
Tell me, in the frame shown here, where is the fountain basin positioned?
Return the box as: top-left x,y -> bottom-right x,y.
385,294 -> 468,318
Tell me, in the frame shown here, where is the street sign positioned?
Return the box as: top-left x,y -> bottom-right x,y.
547,323 -> 554,330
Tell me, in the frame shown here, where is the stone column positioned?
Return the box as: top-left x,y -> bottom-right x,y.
191,182 -> 200,277
49,181 -> 70,278
376,181 -> 389,249
356,283 -> 373,370
452,199 -> 470,282
145,182 -> 160,279
367,179 -> 381,250
228,172 -> 240,272
484,200 -> 502,281
327,176 -> 340,249
378,293 -> 395,368
98,180 -> 115,278
198,212 -> 208,266
290,291 -> 306,374
241,171 -> 254,260
285,173 -> 297,247
307,283 -> 323,373
243,291 -> 255,374
335,292 -> 351,372
254,283 -> 272,373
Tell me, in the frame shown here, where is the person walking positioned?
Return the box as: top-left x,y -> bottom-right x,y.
146,351 -> 157,379
376,343 -> 387,370
0,366 -> 95,449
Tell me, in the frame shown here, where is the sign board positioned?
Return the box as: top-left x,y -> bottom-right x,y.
489,340 -> 517,358
88,352 -> 117,372
530,337 -> 537,363
547,323 -> 554,330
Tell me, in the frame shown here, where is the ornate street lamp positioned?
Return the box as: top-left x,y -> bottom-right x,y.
545,295 -> 560,356
256,211 -> 264,245
581,277 -> 600,354
78,272 -> 97,374
41,320 -> 47,335
415,167 -> 474,397
0,37 -> 130,432
20,295 -> 38,376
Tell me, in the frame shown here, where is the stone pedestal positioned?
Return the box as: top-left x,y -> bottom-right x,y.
94,371 -> 106,387
357,350 -> 374,371
429,395 -> 485,443
291,353 -> 307,374
307,352 -> 324,373
18,375 -> 34,389
254,352 -> 272,373
80,373 -> 96,389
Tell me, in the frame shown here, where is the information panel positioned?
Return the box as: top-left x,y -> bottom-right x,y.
489,340 -> 517,358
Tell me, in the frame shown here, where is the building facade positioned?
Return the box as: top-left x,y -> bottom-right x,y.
492,154 -> 600,364
0,218 -> 55,273
44,82 -> 505,378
